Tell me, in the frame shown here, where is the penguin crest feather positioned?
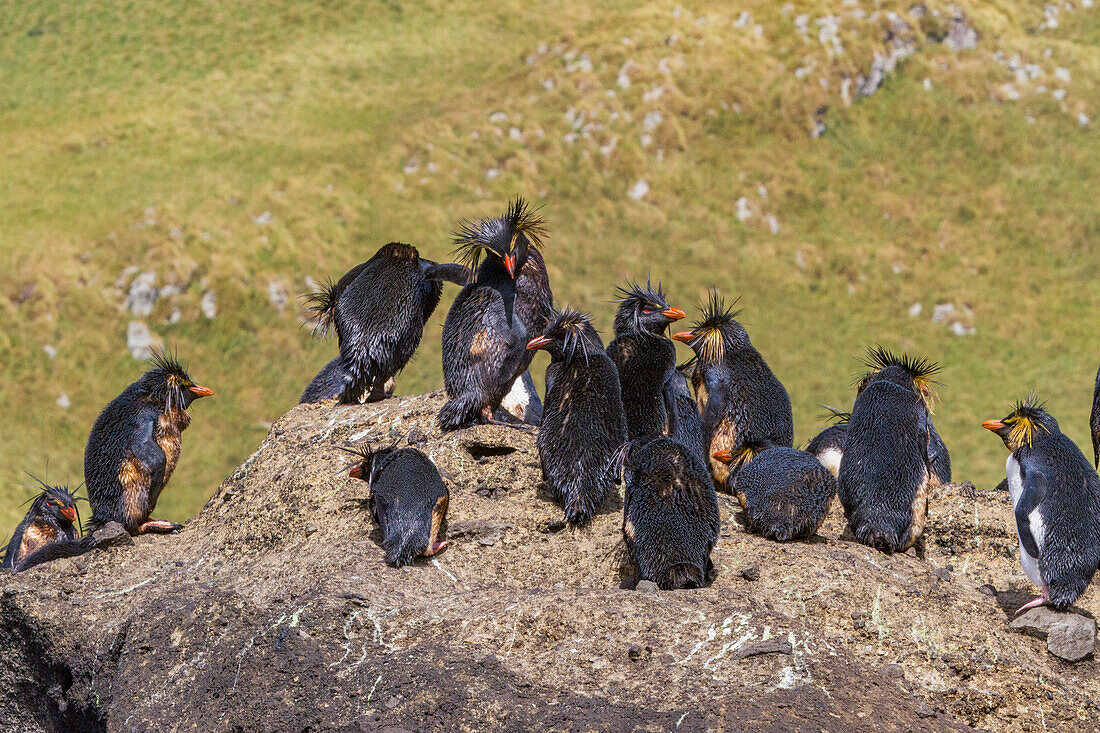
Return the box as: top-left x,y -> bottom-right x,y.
685,290 -> 743,364
452,196 -> 547,279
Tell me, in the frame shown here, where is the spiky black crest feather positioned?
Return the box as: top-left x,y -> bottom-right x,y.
149,347 -> 188,382
304,278 -> 340,339
614,279 -> 669,335
856,346 -> 942,410
684,290 -> 743,363
20,475 -> 84,533
1003,392 -> 1050,449
452,196 -> 547,278
818,404 -> 852,424
546,307 -> 600,367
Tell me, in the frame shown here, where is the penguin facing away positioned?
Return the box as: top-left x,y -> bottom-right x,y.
714,442 -> 837,542
1,481 -> 83,571
671,291 -> 794,491
837,348 -> 941,554
618,437 -> 720,590
438,197 -> 554,431
302,242 -> 468,404
527,308 -> 627,525
605,281 -> 686,440
84,351 -> 214,535
1091,363 -> 1100,468
347,444 -> 449,567
805,405 -> 851,478
983,396 -> 1100,613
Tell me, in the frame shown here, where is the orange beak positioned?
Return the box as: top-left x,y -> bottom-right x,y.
981,419 -> 1005,432
526,335 -> 552,350
671,331 -> 695,344
662,307 -> 686,321
189,384 -> 214,398
61,506 -> 77,522
348,465 -> 364,479
503,254 -> 516,278
712,449 -> 733,464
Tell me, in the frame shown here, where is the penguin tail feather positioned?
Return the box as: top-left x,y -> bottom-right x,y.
304,280 -> 340,339
437,393 -> 482,432
667,562 -> 705,590
382,530 -> 418,568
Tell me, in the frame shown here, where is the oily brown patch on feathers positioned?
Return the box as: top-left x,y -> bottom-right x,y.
119,456 -> 151,530
470,331 -> 491,358
708,417 -> 736,489
157,408 -> 191,490
17,522 -> 55,563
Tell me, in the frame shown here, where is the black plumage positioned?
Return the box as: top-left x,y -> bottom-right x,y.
528,308 -> 627,525
715,443 -> 836,542
672,291 -> 793,491
838,348 -> 941,554
84,351 -> 213,535
347,444 -> 449,567
618,437 -> 719,590
605,281 -> 686,440
983,397 -> 1100,612
805,405 -> 850,478
438,197 -> 554,430
1,482 -> 83,572
302,242 -> 468,404
663,367 -> 706,467
1091,363 -> 1100,468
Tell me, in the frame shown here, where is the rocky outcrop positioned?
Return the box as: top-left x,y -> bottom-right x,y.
0,392 -> 1097,731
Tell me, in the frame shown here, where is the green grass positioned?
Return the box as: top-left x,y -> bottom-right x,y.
1,0 -> 1098,530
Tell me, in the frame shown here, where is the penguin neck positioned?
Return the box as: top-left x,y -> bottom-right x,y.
476,259 -> 520,325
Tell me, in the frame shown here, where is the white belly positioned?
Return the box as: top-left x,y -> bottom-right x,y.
501,373 -> 533,420
815,448 -> 843,478
1006,455 -> 1044,587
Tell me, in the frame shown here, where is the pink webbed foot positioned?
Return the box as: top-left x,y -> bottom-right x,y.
1014,586 -> 1049,615
137,519 -> 184,535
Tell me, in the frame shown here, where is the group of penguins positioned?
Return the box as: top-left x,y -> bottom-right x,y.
5,197 -> 1100,616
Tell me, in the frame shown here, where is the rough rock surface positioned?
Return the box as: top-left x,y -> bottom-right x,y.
1,392 -> 1098,731
1011,607 -> 1097,663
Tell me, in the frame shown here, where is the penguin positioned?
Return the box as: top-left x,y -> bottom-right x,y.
438,197 -> 554,431
499,369 -> 543,426
805,406 -> 850,478
527,308 -> 627,524
671,291 -> 794,491
983,396 -> 1100,613
713,443 -> 836,542
1091,362 -> 1100,468
346,443 -> 449,567
837,347 -> 941,554
617,437 -> 719,590
84,351 -> 213,535
605,281 -> 687,441
663,365 -> 706,467
1,481 -> 83,571
302,242 -> 469,404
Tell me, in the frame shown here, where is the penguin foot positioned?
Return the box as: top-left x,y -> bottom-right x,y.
422,540 -> 449,557
1015,588 -> 1049,616
138,519 -> 183,534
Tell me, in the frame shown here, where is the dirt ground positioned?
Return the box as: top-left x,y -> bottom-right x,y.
1,390 -> 1096,732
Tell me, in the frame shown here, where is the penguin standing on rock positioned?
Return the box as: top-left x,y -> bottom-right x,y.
805,406 -> 850,478
618,437 -> 719,590
346,444 -> 449,567
838,348 -> 941,554
605,281 -> 686,440
438,197 -> 554,430
84,351 -> 213,535
302,242 -> 469,404
527,308 -> 627,525
983,396 -> 1100,613
2,482 -> 83,571
671,291 -> 793,491
713,443 -> 836,541
1090,363 -> 1100,468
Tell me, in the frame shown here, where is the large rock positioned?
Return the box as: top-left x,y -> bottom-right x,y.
1,391 -> 1099,731
1011,607 -> 1097,662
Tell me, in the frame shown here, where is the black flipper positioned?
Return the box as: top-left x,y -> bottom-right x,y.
14,536 -> 94,572
131,418 -> 167,501
421,261 -> 472,286
1014,468 -> 1047,560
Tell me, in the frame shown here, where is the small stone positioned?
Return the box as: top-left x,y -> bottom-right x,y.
125,271 -> 158,317
126,321 -> 157,360
908,302 -> 923,317
931,303 -> 956,323
268,280 -> 289,311
43,344 -> 58,359
56,393 -> 71,410
739,564 -> 760,581
200,290 -> 217,319
252,211 -> 273,226
627,180 -> 649,201
914,701 -> 937,718
979,584 -> 996,596
478,537 -> 495,547
734,637 -> 793,659
854,619 -> 867,629
636,580 -> 660,593
305,526 -> 318,536
906,547 -> 919,557
92,522 -> 134,549
933,567 -> 950,582
881,663 -> 905,680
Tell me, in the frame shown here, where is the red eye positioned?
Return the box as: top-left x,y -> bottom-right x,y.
642,309 -> 651,314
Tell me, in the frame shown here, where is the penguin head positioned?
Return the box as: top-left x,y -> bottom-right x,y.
139,350 -> 214,411
526,307 -> 604,366
344,443 -> 399,488
25,479 -> 82,533
982,394 -> 1057,452
855,346 -> 940,413
612,280 -> 685,337
374,241 -> 420,264
453,196 -> 547,281
671,290 -> 749,365
712,440 -> 774,475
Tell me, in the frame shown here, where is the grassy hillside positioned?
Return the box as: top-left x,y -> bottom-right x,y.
1,0 -> 1097,531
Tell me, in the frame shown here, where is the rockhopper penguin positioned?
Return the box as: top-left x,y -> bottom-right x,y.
671,291 -> 793,491
805,406 -> 850,478
438,197 -> 554,430
2,481 -> 83,572
983,396 -> 1100,613
605,281 -> 686,440
527,308 -> 627,525
617,437 -> 719,590
84,351 -> 213,535
302,242 -> 468,404
713,443 -> 836,542
346,444 -> 449,567
837,347 -> 941,554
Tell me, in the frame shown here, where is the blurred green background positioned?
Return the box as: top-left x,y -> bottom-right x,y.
1,0 -> 1097,532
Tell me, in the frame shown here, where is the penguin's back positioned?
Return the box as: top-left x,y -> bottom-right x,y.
725,349 -> 794,447
732,447 -> 837,541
